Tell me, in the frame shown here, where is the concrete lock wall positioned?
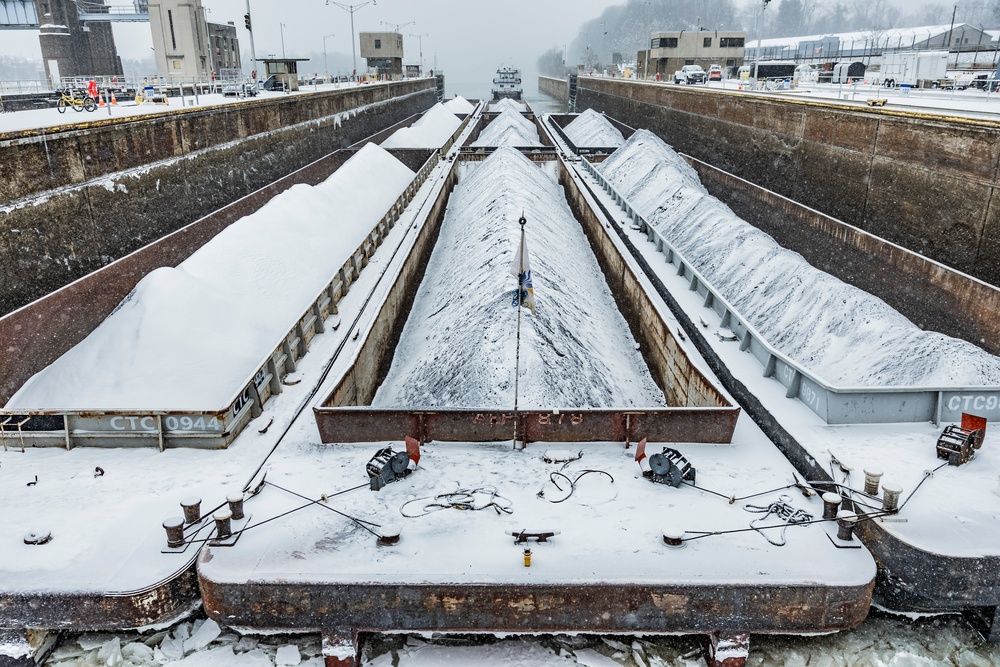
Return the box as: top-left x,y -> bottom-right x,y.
0,80 -> 438,315
575,78 -> 1000,289
538,76 -> 570,103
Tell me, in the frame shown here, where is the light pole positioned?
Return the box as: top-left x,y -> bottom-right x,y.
244,0 -> 257,81
381,20 -> 414,33
280,23 -> 286,58
752,0 -> 772,83
326,1 -> 377,76
323,33 -> 335,80
410,33 -> 427,75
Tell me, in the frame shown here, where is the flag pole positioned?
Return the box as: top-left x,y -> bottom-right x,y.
512,214 -> 526,450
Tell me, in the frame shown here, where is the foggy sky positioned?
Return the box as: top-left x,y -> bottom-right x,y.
0,0 -> 932,98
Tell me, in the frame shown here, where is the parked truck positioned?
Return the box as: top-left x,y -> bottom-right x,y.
878,51 -> 948,88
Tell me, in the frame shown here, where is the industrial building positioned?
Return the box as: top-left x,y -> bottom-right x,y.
360,31 -> 403,79
746,23 -> 996,68
637,30 -> 746,80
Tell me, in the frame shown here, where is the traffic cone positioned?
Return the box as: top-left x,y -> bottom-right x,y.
98,94 -> 105,107
111,92 -> 117,105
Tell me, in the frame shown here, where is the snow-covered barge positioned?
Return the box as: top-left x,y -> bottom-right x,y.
0,97 -> 886,667
549,111 -> 1000,642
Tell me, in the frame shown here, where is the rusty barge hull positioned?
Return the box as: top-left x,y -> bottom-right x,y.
199,578 -> 874,635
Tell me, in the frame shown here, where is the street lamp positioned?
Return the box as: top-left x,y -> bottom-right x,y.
280,22 -> 286,58
752,0 -> 772,83
326,0 -> 377,76
323,33 -> 335,80
410,33 -> 428,76
381,21 -> 414,33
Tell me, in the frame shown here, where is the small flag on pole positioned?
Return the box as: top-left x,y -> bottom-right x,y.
510,225 -> 536,315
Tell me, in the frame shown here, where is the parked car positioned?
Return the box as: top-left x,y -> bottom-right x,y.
674,65 -> 707,84
708,64 -> 723,81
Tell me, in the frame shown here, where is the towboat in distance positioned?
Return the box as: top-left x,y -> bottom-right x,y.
492,66 -> 522,100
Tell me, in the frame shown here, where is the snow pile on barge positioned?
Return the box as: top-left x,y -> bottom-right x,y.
443,95 -> 476,114
488,97 -> 527,113
471,108 -> 543,147
6,143 -> 415,410
599,130 -> 1000,387
563,109 -> 625,148
373,146 -> 663,408
381,103 -> 462,149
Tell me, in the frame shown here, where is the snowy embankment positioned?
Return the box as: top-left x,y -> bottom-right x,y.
599,130 -> 1000,387
373,147 -> 663,408
6,144 -> 415,410
380,103 -> 462,149
442,95 -> 476,114
488,98 -> 528,113
562,109 -> 625,148
471,108 -> 542,147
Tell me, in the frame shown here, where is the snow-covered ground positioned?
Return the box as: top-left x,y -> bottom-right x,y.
598,129 -> 1000,388
0,82 -> 372,135
5,144 -> 415,410
471,108 -> 543,147
562,109 -> 625,148
374,147 -> 660,408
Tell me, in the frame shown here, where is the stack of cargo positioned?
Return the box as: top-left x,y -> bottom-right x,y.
471,109 -> 543,148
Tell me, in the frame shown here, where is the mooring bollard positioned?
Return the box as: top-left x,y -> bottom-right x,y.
377,524 -> 401,547
836,511 -> 858,541
180,497 -> 201,525
227,492 -> 245,521
523,548 -> 532,567
822,492 -> 842,520
213,509 -> 232,539
661,527 -> 685,548
864,468 -> 883,496
882,483 -> 902,512
163,517 -> 185,548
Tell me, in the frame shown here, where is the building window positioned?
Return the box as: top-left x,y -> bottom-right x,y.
374,39 -> 381,48
720,37 -> 745,48
168,10 -> 176,50
704,37 -> 712,47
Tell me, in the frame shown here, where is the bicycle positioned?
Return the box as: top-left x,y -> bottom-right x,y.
55,88 -> 97,113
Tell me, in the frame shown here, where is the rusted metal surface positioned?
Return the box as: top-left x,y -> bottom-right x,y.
199,575 -> 873,635
0,562 -> 199,630
314,407 -> 738,444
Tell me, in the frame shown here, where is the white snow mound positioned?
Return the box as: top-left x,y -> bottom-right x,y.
472,109 -> 542,147
599,129 -> 1000,387
381,103 -> 462,149
373,146 -> 664,409
7,143 -> 416,410
488,97 -> 528,113
563,109 -> 625,148
443,95 -> 476,114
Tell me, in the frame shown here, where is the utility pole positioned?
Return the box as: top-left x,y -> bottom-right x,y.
752,0 -> 772,83
326,1 -> 377,76
410,33 -> 428,75
323,33 -> 335,80
244,0 -> 257,80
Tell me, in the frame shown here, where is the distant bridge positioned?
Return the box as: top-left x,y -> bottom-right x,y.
0,0 -> 38,29
0,1 -> 149,29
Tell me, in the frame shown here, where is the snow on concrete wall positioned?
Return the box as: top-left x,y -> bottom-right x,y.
471,109 -> 543,147
599,129 -> 1000,388
563,109 -> 625,148
373,147 -> 664,408
6,143 -> 416,410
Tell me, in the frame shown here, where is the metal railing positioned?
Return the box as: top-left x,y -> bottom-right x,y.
579,157 -> 1000,425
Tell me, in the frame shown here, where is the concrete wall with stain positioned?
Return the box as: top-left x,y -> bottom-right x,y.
575,77 -> 1000,288
538,76 -> 569,103
0,80 -> 438,314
